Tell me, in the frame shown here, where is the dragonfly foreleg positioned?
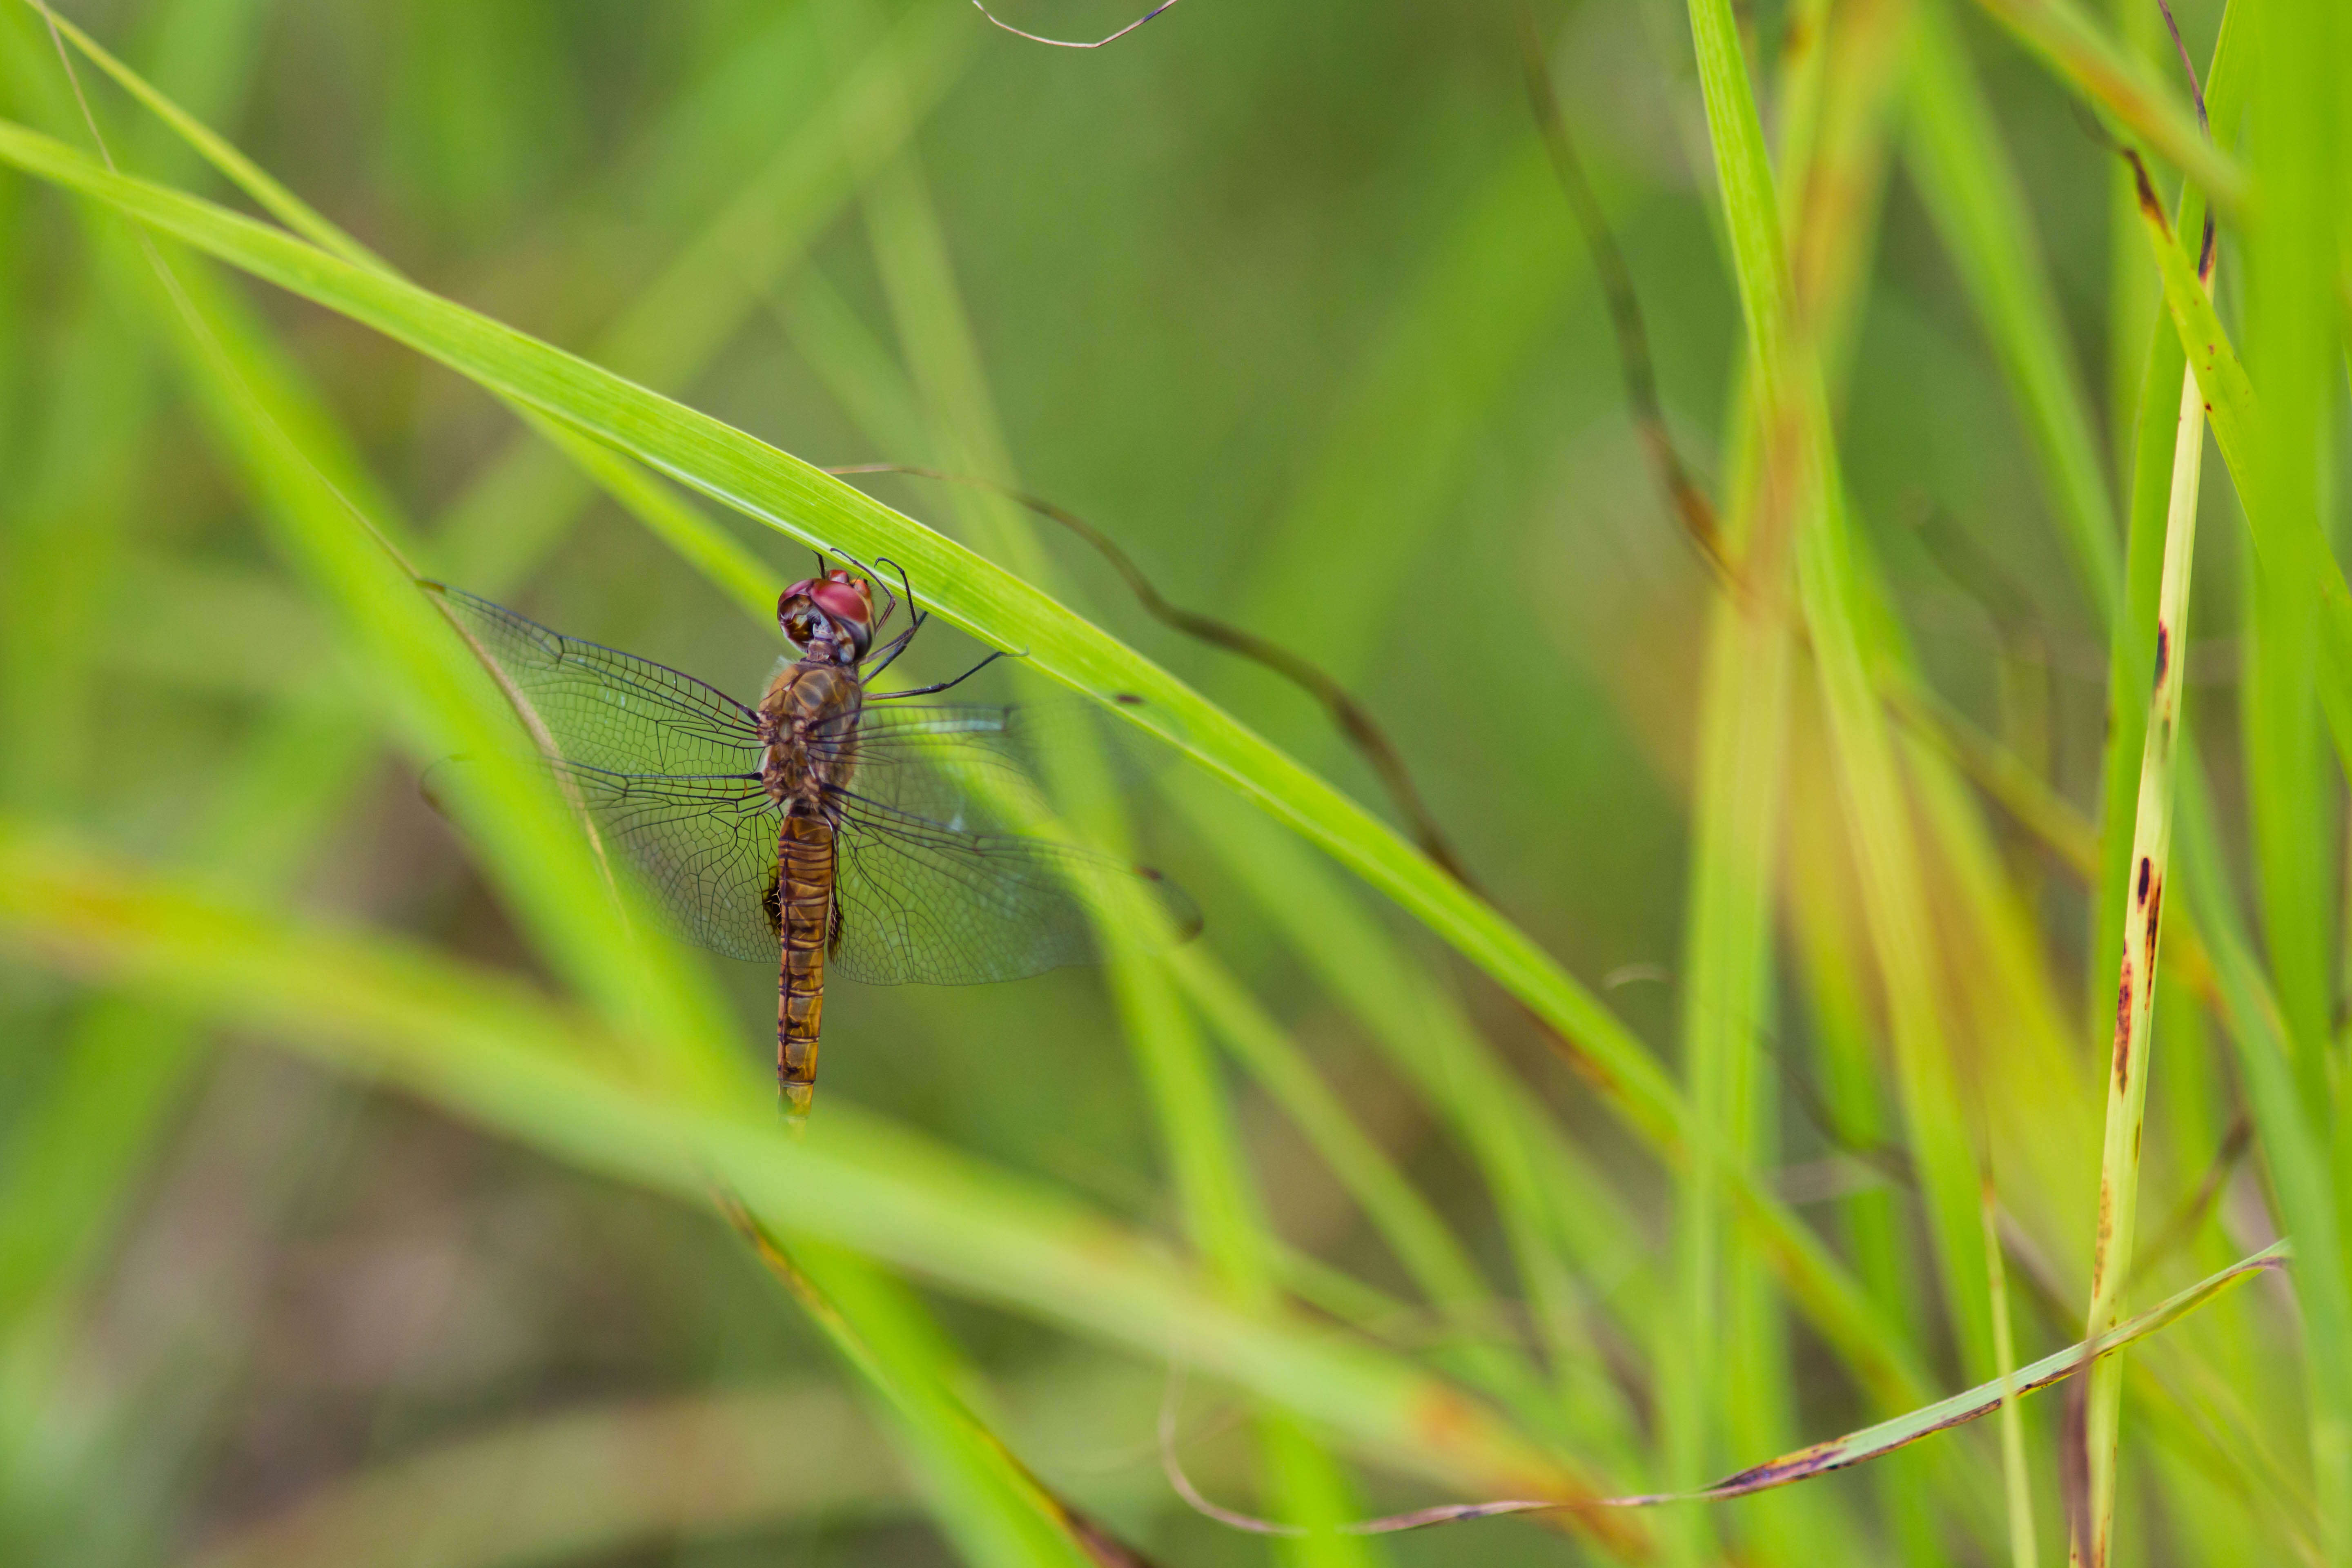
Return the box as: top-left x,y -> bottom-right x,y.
868,647 -> 1010,700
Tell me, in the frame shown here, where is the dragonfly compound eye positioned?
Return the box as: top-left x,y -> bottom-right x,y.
781,573 -> 875,657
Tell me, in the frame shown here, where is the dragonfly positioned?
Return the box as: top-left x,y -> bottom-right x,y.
423,566 -> 1195,1115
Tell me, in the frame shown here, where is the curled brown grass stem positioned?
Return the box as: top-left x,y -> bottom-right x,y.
824,463 -> 1484,892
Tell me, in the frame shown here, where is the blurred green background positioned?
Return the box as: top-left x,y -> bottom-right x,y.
0,0 -> 2329,1563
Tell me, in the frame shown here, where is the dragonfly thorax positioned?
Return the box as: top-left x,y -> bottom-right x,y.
760,660 -> 863,810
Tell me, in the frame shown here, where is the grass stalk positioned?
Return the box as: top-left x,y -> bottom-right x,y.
1904,0 -> 2120,626
2078,248 -> 2210,1564
1964,0 -> 2242,209
1982,1178 -> 2038,1568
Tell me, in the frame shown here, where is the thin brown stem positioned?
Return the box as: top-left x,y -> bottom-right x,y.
824,463 -> 1486,891
1517,4 -> 1732,585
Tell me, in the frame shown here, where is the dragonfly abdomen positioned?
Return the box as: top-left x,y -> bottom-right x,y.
775,810 -> 835,1116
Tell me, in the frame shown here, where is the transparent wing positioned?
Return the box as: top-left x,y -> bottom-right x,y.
427,583 -> 783,961
830,794 -> 1197,986
816,702 -> 1200,987
427,582 -> 766,776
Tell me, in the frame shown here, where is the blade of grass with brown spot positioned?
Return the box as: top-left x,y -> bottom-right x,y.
1964,0 -> 2242,210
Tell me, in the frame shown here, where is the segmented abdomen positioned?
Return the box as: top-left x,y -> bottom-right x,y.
775,810 -> 834,1116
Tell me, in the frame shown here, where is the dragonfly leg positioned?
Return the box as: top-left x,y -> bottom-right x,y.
860,618 -> 923,681
868,648 -> 1010,700
873,557 -> 918,627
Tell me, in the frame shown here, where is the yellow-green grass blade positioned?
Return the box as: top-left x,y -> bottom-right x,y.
2093,0 -> 2244,1061
1666,489 -> 1795,1556
850,114 -> 1387,1559
1167,771 -> 1933,1417
1239,136 -> 1600,683
1666,1235 -> 2287,1503
1688,0 -> 1997,1405
0,813 -> 1633,1515
2078,261 -> 2209,1559
0,121 -> 1718,1235
0,4 -> 154,822
1166,777 -> 1648,1425
1965,0 -> 2244,212
750,1235 -> 1109,1568
2174,757 -> 2352,1559
1904,0 -> 2119,627
1166,946 -> 1548,1419
1671,10 -> 1916,1556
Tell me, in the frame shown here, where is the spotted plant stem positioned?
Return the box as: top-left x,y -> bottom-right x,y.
2076,238 -> 2213,1568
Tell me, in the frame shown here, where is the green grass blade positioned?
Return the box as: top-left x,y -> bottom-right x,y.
1166,946 -> 1541,1409
1904,0 -> 2120,626
2079,240 -> 2209,1553
1964,0 -> 2244,210
744,1232 -> 1109,1568
1688,0 -> 1998,1397
2174,757 -> 2352,1559
1679,1236 -> 2286,1501
1240,140 -> 1597,682
0,813 -> 1639,1520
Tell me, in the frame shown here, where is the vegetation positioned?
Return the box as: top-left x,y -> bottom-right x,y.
0,0 -> 2340,1563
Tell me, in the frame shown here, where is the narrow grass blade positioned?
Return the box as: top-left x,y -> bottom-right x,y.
1904,0 -> 2119,626
2093,0 -> 2243,1067
2240,0 -> 2344,1123
2082,290 -> 2209,1564
1687,0 -> 1997,1395
1675,1237 -> 2285,1503
0,814 -> 1637,1517
1174,1237 -> 2282,1530
730,1223 -> 1122,1568
1965,0 -> 2243,211
1982,1179 -> 2038,1568
1166,946 -> 1545,1413
1241,140 -> 1598,682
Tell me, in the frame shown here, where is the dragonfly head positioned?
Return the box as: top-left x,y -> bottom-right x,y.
779,570 -> 876,662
